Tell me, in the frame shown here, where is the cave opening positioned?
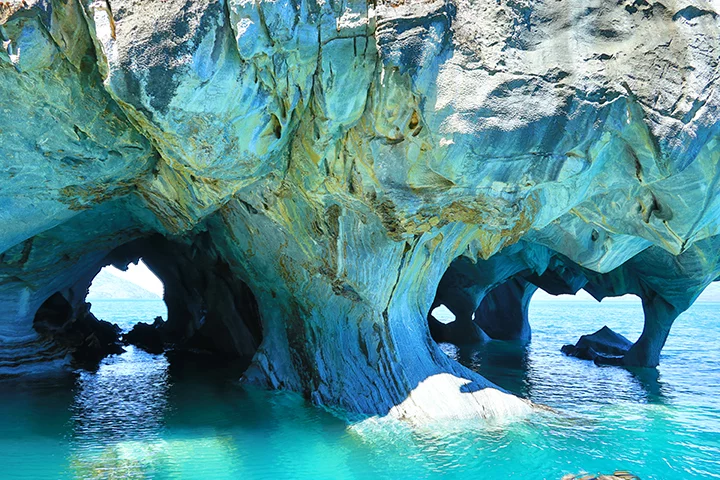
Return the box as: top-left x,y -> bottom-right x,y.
426,251 -> 654,397
87,258 -> 168,355
531,289 -> 643,365
32,235 -> 264,376
432,282 -> 647,398
430,304 -> 456,324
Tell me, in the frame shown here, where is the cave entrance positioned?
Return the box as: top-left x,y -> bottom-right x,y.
88,259 -> 167,331
33,234 -> 264,375
530,289 -> 643,364
87,258 -> 168,355
427,255 -> 534,346
103,235 -> 264,368
426,259 -> 536,395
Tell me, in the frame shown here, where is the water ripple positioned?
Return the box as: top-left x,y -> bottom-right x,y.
0,300 -> 719,479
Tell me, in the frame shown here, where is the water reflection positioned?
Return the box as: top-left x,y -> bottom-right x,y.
441,341 -> 532,398
626,367 -> 669,403
69,346 -> 169,477
71,346 -> 169,442
2,300 -> 719,479
441,338 -> 671,407
67,344 -> 270,478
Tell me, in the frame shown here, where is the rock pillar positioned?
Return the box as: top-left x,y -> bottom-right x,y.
474,277 -> 537,343
205,198 -> 530,420
623,293 -> 679,368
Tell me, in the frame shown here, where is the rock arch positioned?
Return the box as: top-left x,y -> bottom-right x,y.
106,235 -> 263,359
20,230 -> 265,369
3,0 -> 720,422
430,239 -> 720,369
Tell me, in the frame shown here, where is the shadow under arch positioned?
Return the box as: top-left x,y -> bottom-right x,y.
427,244 -> 589,348
32,233 -> 263,371
424,242 -> 693,402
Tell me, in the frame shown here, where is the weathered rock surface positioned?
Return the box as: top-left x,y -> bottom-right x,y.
2,0 -> 720,419
123,317 -> 166,354
561,326 -> 633,364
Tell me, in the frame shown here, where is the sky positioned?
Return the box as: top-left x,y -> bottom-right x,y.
103,259 -> 720,303
104,260 -> 164,297
531,289 -> 632,302
533,282 -> 720,302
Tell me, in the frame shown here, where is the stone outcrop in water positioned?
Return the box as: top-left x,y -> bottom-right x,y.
123,317 -> 166,355
34,293 -> 124,365
561,326 -> 633,365
2,0 -> 720,419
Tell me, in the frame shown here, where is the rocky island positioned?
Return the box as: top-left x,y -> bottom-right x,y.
1,0 -> 719,423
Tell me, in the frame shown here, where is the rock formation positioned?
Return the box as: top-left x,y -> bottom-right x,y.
2,0 -> 720,420
33,292 -> 125,365
561,326 -> 633,365
122,316 -> 166,354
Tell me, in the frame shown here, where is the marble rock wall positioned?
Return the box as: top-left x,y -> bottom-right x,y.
1,0 -> 719,420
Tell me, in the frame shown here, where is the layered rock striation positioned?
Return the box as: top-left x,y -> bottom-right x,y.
1,0 -> 720,420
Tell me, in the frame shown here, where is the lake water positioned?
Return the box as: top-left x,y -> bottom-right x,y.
0,299 -> 718,479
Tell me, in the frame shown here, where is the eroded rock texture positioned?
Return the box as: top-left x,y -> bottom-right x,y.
561,326 -> 633,364
2,0 -> 720,420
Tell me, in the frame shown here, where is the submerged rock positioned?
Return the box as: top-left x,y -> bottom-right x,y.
561,326 -> 633,365
73,328 -> 125,366
575,326 -> 633,356
562,472 -> 640,480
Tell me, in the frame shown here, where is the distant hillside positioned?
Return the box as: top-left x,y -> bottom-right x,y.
696,282 -> 720,302
533,281 -> 720,303
87,269 -> 161,300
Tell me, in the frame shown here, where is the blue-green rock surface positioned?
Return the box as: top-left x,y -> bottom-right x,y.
2,0 -> 720,421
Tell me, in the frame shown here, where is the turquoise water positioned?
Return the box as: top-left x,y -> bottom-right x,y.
0,299 -> 718,479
